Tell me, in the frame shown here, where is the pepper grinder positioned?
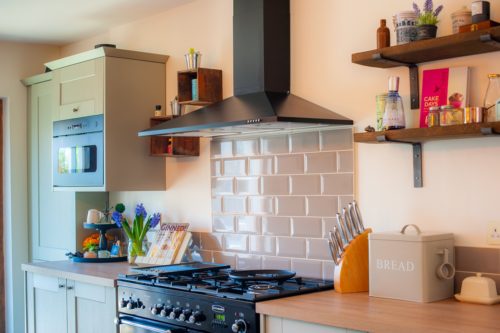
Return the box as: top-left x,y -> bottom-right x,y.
377,19 -> 390,49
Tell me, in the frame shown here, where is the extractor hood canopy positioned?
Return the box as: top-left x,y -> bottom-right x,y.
139,0 -> 352,138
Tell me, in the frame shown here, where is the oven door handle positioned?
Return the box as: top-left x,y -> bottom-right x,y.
115,317 -> 187,333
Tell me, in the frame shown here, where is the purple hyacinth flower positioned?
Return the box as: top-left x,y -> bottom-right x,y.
150,213 -> 161,229
433,5 -> 443,17
135,203 -> 147,219
424,0 -> 433,13
412,2 -> 421,16
112,211 -> 123,228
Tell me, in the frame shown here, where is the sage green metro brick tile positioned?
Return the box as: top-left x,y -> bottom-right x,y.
236,254 -> 262,270
320,128 -> 353,151
307,238 -> 332,260
305,152 -> 337,174
261,175 -> 289,195
291,258 -> 323,279
233,138 -> 259,156
290,175 -> 321,195
262,217 -> 291,236
261,134 -> 289,155
211,140 -> 233,158
236,216 -> 261,234
275,154 -> 305,174
262,256 -> 291,270
291,217 -> 323,237
338,150 -> 354,172
276,196 -> 307,216
276,237 -> 306,258
322,174 -> 354,195
249,235 -> 276,255
290,131 -> 320,153
307,196 -> 339,217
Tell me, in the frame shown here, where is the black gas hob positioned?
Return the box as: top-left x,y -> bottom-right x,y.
116,262 -> 333,333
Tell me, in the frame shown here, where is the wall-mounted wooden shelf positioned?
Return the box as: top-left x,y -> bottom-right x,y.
354,122 -> 500,187
351,26 -> 500,109
149,116 -> 200,157
177,67 -> 222,106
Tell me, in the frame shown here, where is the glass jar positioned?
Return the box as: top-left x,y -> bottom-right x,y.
440,105 -> 463,126
427,106 -> 440,127
483,73 -> 500,122
382,77 -> 405,130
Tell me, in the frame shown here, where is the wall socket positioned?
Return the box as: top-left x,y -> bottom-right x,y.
487,222 -> 500,245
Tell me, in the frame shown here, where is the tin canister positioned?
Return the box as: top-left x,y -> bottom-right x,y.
393,11 -> 417,44
451,7 -> 472,34
376,93 -> 388,131
471,1 -> 490,23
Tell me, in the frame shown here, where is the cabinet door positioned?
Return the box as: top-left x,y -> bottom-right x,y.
29,80 -> 77,261
56,58 -> 104,120
66,280 -> 117,333
26,273 -> 68,333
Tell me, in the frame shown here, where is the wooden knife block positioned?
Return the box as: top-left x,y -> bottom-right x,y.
334,229 -> 372,293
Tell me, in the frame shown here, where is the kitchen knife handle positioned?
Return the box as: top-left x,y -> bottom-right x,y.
353,200 -> 365,231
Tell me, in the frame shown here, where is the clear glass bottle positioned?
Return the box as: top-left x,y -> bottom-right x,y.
440,105 -> 463,126
483,73 -> 500,122
382,76 -> 405,130
427,106 -> 440,127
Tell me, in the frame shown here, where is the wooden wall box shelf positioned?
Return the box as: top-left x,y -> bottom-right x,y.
354,122 -> 500,187
351,26 -> 500,109
177,68 -> 222,106
149,116 -> 200,157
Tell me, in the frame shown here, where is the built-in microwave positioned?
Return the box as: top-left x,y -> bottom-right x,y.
52,115 -> 104,187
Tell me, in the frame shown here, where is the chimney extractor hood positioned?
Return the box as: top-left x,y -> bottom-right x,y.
139,0 -> 353,138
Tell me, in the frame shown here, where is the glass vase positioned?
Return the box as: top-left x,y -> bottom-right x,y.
127,238 -> 148,265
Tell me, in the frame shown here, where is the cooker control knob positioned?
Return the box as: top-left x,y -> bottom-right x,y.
179,309 -> 192,321
151,304 -> 163,315
231,319 -> 247,333
169,307 -> 182,319
160,305 -> 173,317
188,310 -> 204,324
126,300 -> 137,310
120,298 -> 128,308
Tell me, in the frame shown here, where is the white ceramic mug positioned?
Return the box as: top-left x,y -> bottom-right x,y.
86,209 -> 104,224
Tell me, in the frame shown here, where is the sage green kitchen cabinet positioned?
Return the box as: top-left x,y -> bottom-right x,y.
26,272 -> 117,333
25,74 -> 107,261
45,47 -> 168,191
263,316 -> 365,333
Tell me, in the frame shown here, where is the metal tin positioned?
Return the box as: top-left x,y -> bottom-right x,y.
465,107 -> 484,123
451,7 -> 472,34
471,1 -> 490,24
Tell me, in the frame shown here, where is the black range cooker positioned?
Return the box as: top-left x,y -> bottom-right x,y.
116,262 -> 333,333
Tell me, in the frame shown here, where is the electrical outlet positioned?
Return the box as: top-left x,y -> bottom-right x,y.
487,222 -> 500,245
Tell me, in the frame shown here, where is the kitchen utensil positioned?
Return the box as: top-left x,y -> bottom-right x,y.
328,228 -> 342,265
352,201 -> 365,232
332,227 -> 346,254
184,51 -> 201,70
344,207 -> 359,237
336,213 -> 352,244
348,203 -> 362,235
455,273 -> 500,305
436,248 -> 455,280
86,209 -> 104,224
342,208 -> 356,240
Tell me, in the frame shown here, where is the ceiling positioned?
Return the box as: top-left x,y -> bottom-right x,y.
0,0 -> 193,45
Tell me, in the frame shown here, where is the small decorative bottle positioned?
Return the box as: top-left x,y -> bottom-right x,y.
382,76 -> 405,130
484,73 -> 500,122
377,19 -> 390,49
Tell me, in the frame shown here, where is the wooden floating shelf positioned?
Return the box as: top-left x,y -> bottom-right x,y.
352,26 -> 500,68
149,116 -> 200,157
354,122 -> 500,144
178,100 -> 212,106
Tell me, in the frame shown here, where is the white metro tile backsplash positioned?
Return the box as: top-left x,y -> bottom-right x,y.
208,129 -> 354,279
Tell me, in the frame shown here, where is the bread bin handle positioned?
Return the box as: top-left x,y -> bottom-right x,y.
400,224 -> 422,235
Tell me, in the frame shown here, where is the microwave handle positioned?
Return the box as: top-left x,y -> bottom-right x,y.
115,317 -> 186,333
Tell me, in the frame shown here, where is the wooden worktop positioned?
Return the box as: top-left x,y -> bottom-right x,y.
256,290 -> 500,333
22,261 -> 133,288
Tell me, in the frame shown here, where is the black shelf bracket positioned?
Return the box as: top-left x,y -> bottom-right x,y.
480,34 -> 500,49
372,53 -> 420,110
376,135 -> 423,188
480,127 -> 500,136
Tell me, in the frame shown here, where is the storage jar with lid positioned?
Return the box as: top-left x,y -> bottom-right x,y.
484,73 -> 500,122
369,224 -> 455,302
451,7 -> 472,34
440,105 -> 463,126
427,106 -> 440,127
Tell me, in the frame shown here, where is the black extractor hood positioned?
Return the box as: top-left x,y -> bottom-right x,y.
139,0 -> 353,138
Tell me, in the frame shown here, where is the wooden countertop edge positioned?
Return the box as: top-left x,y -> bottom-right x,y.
256,290 -> 500,333
22,262 -> 123,288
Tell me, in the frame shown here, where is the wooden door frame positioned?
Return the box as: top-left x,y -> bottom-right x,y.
0,98 -> 5,330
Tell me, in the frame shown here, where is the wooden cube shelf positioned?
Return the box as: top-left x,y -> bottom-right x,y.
149,116 -> 200,157
177,68 -> 222,105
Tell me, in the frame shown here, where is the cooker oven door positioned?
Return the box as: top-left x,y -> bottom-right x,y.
117,316 -> 193,333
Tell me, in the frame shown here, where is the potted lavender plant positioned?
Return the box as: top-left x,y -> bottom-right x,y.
413,0 -> 443,40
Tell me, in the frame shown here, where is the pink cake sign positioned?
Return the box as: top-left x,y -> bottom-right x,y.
420,67 -> 469,128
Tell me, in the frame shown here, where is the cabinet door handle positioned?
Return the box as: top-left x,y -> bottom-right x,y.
67,286 -> 74,290
72,107 -> 79,112
58,284 -> 66,288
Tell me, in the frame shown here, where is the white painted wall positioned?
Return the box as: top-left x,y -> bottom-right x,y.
0,41 -> 59,333
61,0 -> 500,247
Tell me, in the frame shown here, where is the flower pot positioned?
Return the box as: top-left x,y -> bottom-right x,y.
416,25 -> 438,40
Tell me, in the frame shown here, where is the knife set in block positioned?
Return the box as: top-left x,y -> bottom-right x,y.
328,201 -> 371,293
